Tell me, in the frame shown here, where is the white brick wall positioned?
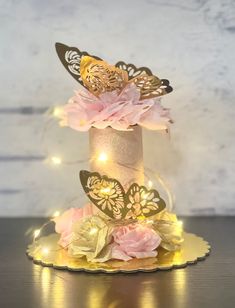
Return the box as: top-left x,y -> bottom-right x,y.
0,0 -> 235,216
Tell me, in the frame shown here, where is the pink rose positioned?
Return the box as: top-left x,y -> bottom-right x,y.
53,203 -> 94,248
111,224 -> 161,261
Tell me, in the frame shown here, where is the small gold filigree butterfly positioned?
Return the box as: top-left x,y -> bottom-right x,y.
80,170 -> 166,220
55,42 -> 172,100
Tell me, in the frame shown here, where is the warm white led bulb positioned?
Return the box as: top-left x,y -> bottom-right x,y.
178,220 -> 183,227
53,211 -> 60,217
52,106 -> 64,118
42,247 -> 49,255
34,229 -> 41,239
51,156 -> 62,165
100,187 -> 111,194
147,180 -> 153,189
97,152 -> 108,162
89,227 -> 98,235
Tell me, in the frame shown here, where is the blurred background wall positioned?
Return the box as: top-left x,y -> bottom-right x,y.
0,0 -> 234,216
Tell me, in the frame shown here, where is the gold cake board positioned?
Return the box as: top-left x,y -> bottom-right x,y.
26,232 -> 210,273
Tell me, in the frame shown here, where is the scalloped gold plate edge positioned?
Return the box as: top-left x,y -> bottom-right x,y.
26,232 -> 210,273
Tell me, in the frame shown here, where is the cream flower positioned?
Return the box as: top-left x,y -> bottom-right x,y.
68,215 -> 113,262
52,204 -> 94,248
153,211 -> 184,251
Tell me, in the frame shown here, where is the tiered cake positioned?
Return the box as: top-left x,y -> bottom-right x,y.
26,43 -> 210,273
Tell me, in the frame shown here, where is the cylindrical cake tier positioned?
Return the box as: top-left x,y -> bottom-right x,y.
89,126 -> 144,187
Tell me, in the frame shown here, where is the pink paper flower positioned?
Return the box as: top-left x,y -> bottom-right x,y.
60,83 -> 172,131
140,104 -> 172,130
111,223 -> 161,261
53,204 -> 94,248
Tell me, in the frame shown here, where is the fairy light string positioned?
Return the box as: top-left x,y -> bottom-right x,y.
33,107 -> 177,254
33,214 -> 183,255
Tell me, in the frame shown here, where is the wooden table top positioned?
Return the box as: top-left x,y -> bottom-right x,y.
0,217 -> 235,308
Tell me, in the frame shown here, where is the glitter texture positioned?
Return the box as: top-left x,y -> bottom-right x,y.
89,126 -> 144,188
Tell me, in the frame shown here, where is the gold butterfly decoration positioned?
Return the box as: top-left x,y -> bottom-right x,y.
55,42 -> 173,100
80,170 -> 166,220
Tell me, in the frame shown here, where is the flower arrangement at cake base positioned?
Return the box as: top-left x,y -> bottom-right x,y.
27,203 -> 210,273
27,171 -> 210,273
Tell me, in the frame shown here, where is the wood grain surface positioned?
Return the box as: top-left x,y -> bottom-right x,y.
0,217 -> 234,308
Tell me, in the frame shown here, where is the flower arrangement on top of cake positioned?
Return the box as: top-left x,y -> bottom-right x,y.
55,43 -> 173,131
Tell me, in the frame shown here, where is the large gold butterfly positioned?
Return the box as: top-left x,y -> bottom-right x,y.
55,42 -> 173,100
80,170 -> 166,220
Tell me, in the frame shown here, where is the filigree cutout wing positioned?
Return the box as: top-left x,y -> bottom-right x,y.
125,183 -> 166,218
79,170 -> 126,219
115,61 -> 153,79
56,43 -> 173,99
132,75 -> 172,99
55,42 -> 102,87
115,61 -> 173,99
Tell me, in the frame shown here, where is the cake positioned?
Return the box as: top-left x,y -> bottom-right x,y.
26,43 -> 210,273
